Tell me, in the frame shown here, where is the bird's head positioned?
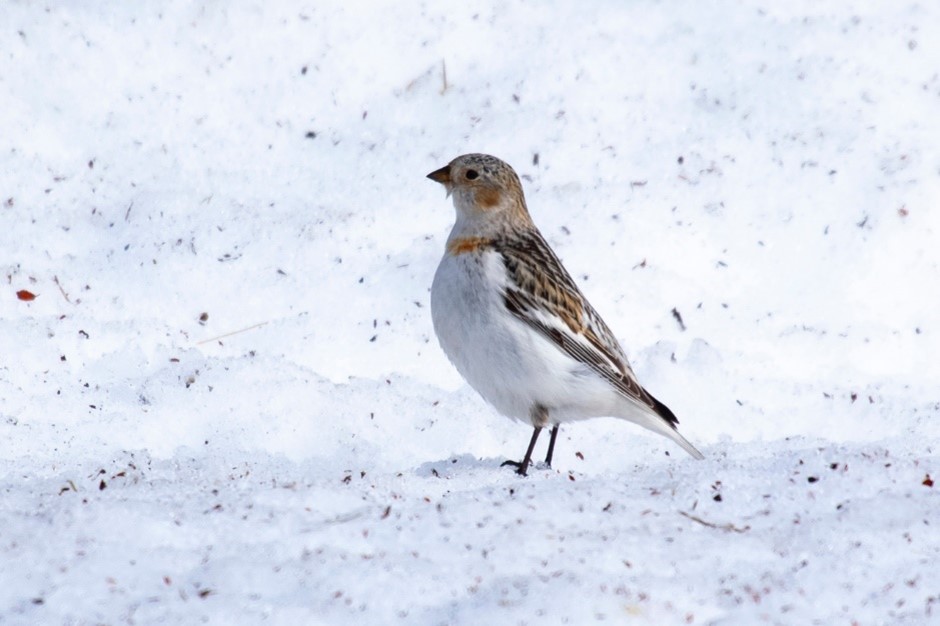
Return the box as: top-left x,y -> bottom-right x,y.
427,153 -> 529,225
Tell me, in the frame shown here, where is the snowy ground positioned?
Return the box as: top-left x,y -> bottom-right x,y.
2,1 -> 939,624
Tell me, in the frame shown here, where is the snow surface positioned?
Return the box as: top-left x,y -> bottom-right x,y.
2,1 -> 939,623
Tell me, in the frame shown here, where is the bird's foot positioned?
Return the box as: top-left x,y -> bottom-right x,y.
500,459 -> 530,476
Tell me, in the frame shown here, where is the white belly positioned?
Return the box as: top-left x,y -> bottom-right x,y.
431,250 -> 620,425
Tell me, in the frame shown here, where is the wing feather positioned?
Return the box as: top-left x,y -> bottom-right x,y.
497,229 -> 679,428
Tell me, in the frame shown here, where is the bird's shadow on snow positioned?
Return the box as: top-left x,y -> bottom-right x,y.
414,454 -> 513,478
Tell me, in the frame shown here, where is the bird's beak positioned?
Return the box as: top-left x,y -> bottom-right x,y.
427,164 -> 453,197
426,165 -> 451,184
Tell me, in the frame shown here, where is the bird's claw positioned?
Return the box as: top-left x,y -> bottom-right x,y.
500,459 -> 529,476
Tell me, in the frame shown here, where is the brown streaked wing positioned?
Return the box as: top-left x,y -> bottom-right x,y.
497,229 -> 675,425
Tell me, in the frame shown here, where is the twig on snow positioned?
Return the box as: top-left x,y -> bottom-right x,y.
53,275 -> 72,304
196,321 -> 269,346
680,510 -> 750,533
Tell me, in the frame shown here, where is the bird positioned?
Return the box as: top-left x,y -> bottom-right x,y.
427,153 -> 704,476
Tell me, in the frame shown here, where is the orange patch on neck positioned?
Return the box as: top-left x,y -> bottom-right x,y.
447,237 -> 493,256
476,187 -> 502,209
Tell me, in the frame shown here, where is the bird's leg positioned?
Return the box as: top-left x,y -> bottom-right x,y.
544,424 -> 560,467
501,426 -> 542,476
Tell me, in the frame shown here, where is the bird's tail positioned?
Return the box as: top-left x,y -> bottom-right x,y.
624,391 -> 705,460
654,420 -> 705,460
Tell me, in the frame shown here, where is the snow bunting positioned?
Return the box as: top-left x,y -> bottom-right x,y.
428,153 -> 704,475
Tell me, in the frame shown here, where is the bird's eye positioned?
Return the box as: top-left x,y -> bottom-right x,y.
465,169 -> 479,180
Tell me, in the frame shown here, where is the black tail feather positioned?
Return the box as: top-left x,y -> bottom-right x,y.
644,389 -> 680,429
